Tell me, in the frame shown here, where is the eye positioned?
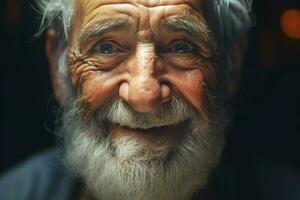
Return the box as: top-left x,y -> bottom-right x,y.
169,41 -> 198,54
94,42 -> 117,54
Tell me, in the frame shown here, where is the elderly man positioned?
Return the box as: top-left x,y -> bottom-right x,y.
2,0 -> 283,199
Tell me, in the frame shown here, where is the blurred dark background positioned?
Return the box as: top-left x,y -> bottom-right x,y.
0,0 -> 300,173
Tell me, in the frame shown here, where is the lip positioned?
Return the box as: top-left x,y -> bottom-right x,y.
108,120 -> 190,141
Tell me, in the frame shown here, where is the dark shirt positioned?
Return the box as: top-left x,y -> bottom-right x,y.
0,148 -> 299,200
0,149 -> 80,200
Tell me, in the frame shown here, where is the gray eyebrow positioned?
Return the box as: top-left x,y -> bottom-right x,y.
161,16 -> 217,50
78,19 -> 130,50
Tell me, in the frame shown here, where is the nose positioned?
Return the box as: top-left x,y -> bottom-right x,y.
119,44 -> 171,113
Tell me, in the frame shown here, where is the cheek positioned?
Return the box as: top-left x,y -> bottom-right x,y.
169,65 -> 218,118
176,71 -> 206,113
80,74 -> 117,111
69,62 -> 118,111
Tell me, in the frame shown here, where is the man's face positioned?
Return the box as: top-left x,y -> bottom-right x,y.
67,0 -> 218,139
59,0 -> 224,199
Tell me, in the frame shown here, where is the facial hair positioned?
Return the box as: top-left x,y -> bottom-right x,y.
57,97 -> 225,200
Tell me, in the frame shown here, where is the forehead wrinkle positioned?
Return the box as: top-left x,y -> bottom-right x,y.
79,0 -> 200,10
78,18 -> 130,51
133,4 -> 157,42
75,0 -> 202,24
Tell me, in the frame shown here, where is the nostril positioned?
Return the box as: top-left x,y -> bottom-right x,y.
161,84 -> 172,103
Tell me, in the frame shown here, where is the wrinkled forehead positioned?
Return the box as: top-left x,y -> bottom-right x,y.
72,0 -> 204,25
70,0 -> 206,41
74,0 -> 203,12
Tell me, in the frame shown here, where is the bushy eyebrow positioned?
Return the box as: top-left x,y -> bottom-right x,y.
78,16 -> 217,54
78,18 -> 130,50
161,16 -> 217,51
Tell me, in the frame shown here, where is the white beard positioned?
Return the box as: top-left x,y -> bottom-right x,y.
59,98 -> 225,200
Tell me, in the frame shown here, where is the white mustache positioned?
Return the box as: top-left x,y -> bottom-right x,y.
97,97 -> 194,129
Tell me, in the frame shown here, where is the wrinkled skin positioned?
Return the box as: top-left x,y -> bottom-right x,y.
63,0 -> 220,140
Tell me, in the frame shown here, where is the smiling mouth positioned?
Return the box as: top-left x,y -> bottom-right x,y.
105,114 -> 191,130
106,119 -> 190,140
113,123 -> 175,132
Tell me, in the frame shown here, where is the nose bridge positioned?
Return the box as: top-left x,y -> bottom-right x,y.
135,42 -> 156,76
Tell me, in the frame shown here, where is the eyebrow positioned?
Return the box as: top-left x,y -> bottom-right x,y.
161,16 -> 217,50
78,16 -> 217,54
78,18 -> 130,50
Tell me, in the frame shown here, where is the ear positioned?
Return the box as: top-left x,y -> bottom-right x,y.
45,29 -> 65,104
225,33 -> 248,99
